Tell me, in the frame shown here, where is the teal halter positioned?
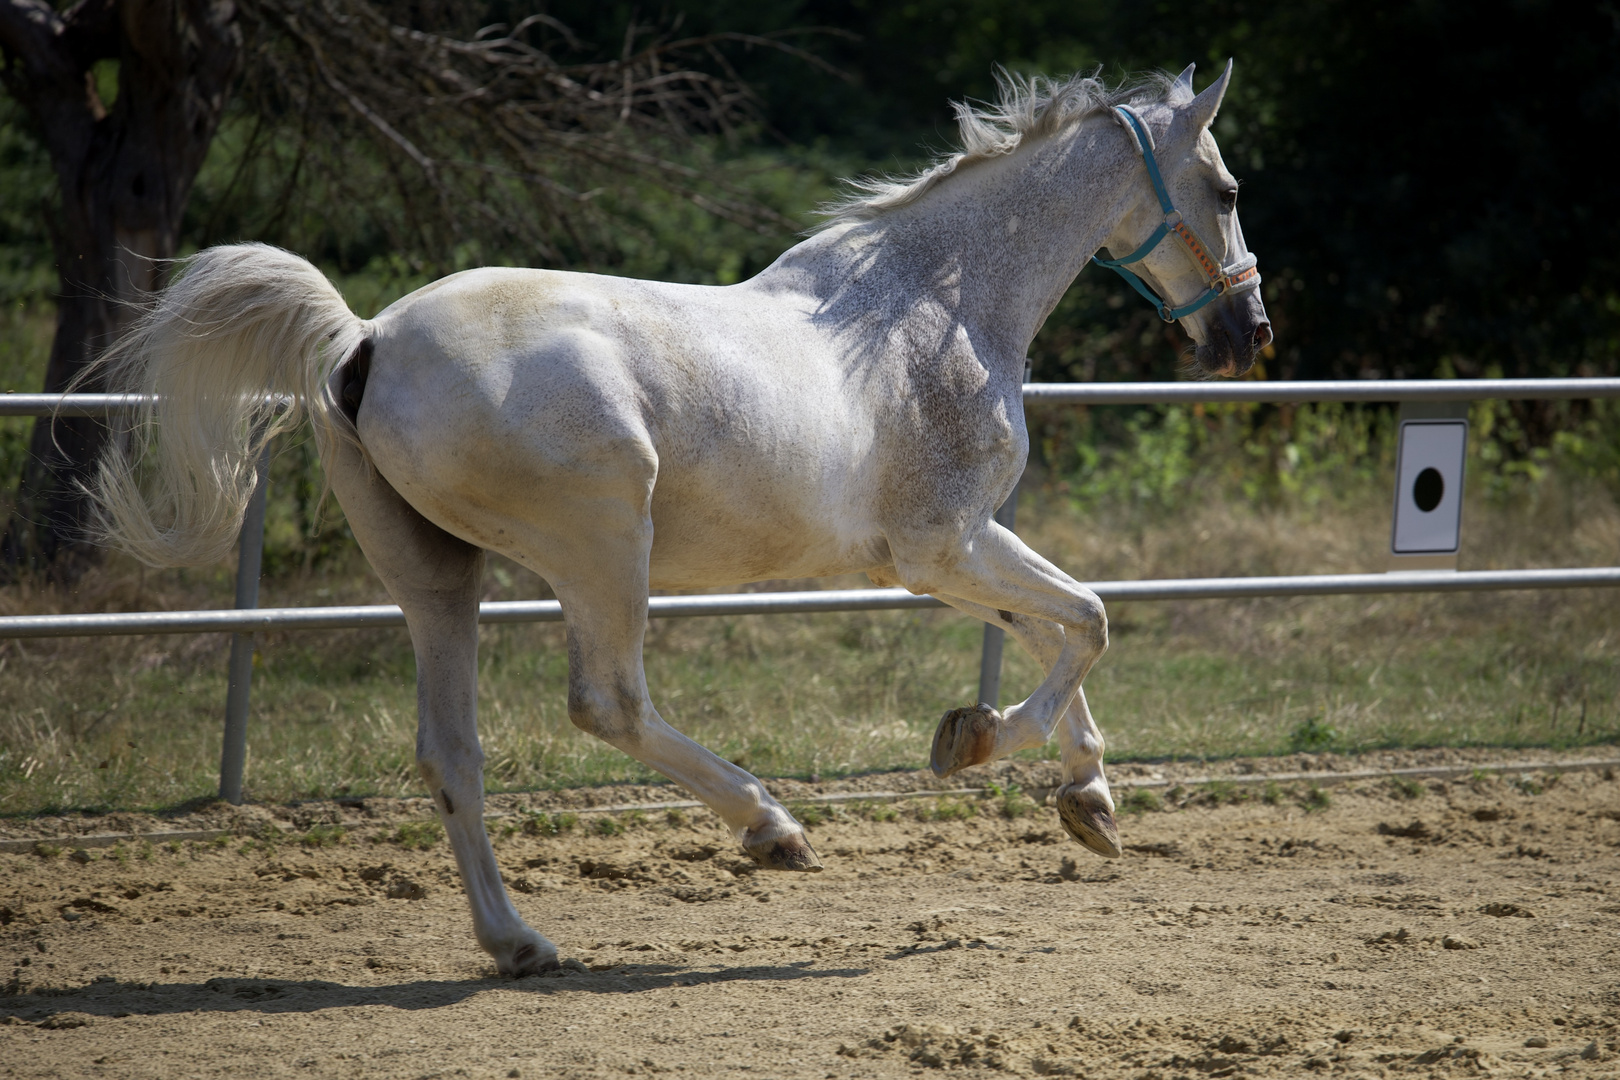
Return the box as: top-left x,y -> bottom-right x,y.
1092,106 -> 1261,322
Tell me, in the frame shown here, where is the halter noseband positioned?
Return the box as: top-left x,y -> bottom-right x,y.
1091,106 -> 1261,322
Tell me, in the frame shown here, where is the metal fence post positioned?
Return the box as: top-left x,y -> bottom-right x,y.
977,360 -> 1032,708
219,444 -> 271,805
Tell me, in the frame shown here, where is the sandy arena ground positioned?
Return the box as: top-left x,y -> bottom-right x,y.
3,757 -> 1619,1078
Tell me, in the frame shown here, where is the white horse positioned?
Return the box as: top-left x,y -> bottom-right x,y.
94,63 -> 1270,976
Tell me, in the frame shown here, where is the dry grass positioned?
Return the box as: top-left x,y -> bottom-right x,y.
2,452 -> 1616,817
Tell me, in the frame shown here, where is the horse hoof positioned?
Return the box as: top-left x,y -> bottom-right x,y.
745,833 -> 824,872
500,933 -> 561,978
1055,785 -> 1122,859
929,702 -> 999,778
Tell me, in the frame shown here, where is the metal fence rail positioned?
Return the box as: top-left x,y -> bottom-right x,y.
5,567 -> 1619,640
6,377 -> 1619,803
6,378 -> 1620,416
1021,377 -> 1620,405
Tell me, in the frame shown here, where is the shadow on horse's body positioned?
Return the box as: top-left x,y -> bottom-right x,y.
94,64 -> 1270,975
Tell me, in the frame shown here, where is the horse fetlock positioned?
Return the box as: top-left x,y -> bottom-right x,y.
1060,733 -> 1106,779
742,824 -> 823,872
1055,783 -> 1121,859
997,701 -> 1059,755
492,927 -> 560,978
930,702 -> 1000,778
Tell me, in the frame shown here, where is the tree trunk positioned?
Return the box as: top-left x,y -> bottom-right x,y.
0,0 -> 239,582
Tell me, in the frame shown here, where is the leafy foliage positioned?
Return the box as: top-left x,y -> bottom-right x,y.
715,0 -> 1620,385
7,0 -> 1618,386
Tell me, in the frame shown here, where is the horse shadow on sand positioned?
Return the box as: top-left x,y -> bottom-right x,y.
1,962 -> 869,1021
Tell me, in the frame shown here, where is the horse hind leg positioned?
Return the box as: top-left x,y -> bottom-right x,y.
324,410 -> 558,977
543,516 -> 821,872
561,594 -> 823,871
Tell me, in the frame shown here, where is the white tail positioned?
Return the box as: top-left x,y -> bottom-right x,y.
92,243 -> 368,566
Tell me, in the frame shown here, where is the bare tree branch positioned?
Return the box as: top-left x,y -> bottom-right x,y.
277,10 -> 439,178
229,0 -> 821,271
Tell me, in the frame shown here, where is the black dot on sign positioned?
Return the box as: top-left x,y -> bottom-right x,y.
1412,467 -> 1444,512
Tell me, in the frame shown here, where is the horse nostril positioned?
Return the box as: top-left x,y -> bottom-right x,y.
1253,321 -> 1273,350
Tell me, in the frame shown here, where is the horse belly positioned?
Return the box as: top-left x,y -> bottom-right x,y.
646,474 -> 875,588
643,395 -> 888,586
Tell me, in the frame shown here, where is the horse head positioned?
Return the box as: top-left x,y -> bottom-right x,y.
1096,61 -> 1272,378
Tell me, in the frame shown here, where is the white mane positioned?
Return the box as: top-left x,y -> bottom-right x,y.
820,69 -> 1183,226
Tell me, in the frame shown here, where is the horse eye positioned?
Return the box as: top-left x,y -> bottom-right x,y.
1220,188 -> 1239,211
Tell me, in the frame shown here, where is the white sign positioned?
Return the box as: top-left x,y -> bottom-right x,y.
1391,420 -> 1468,554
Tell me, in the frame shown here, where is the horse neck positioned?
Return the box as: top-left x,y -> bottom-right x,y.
765,112 -> 1142,367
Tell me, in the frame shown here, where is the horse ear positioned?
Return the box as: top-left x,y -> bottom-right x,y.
1170,64 -> 1196,102
1182,59 -> 1232,131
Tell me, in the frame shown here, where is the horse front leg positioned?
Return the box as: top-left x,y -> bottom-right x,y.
885,525 -> 1120,857
928,594 -> 1119,858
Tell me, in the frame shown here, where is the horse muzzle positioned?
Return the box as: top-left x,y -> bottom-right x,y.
1195,287 -> 1272,377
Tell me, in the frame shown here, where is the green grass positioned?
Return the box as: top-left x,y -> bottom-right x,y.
392,820 -> 442,849
1196,780 -> 1251,807
1390,776 -> 1427,800
916,797 -> 977,822
521,811 -> 580,836
1117,787 -> 1163,815
7,556 -> 1616,818
300,824 -> 346,848
792,803 -> 831,828
987,782 -> 1039,819
4,523 -> 1617,816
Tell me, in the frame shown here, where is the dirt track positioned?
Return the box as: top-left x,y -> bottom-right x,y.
4,762 -> 1619,1078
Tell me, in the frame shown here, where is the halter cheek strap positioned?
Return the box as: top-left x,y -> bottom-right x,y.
1091,105 -> 1261,322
